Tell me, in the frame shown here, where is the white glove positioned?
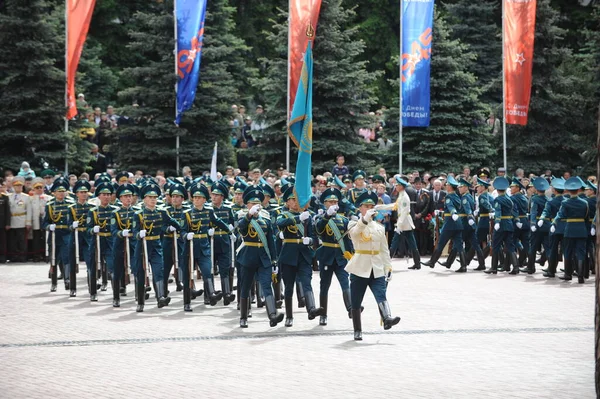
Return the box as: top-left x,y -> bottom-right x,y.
230,234 -> 236,242
326,205 -> 337,216
473,209 -> 479,217
364,209 -> 377,222
186,232 -> 194,241
93,225 -> 100,234
49,224 -> 56,232
489,212 -> 495,220
452,213 -> 459,222
122,229 -> 130,237
249,204 -> 260,216
494,224 -> 500,231
272,266 -> 279,275
537,220 -> 544,227
208,228 -> 215,237
228,224 -> 234,232
516,222 -> 523,229
167,225 -> 176,232
139,229 -> 146,238
350,215 -> 359,221
530,225 -> 537,233
279,231 -> 284,240
434,210 -> 440,216
550,225 -> 556,233
299,211 -> 311,222
592,227 -> 596,236
318,209 -> 324,216
72,221 -> 79,229
468,219 -> 475,226
302,237 -> 312,245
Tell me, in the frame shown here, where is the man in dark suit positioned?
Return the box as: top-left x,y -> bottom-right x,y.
89,144 -> 107,177
429,178 -> 447,214
413,177 -> 431,254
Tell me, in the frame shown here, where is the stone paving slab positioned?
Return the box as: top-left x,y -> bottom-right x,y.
0,257 -> 595,398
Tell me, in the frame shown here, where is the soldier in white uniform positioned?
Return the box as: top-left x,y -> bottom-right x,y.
8,176 -> 32,262
345,190 -> 401,341
376,176 -> 421,269
29,178 -> 50,261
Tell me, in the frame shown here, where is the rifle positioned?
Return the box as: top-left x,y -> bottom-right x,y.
488,213 -> 494,255
434,212 -> 441,249
124,234 -> 131,285
189,234 -> 194,290
50,230 -> 57,290
173,231 -> 179,285
74,227 -> 79,273
210,234 -> 215,276
142,234 -> 150,291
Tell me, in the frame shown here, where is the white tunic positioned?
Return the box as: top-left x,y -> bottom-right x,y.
9,193 -> 32,228
29,194 -> 49,230
376,190 -> 414,231
345,218 -> 392,279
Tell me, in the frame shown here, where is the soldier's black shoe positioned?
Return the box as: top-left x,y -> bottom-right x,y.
190,288 -> 204,300
474,265 -> 486,271
136,304 -> 144,312
50,284 -> 57,292
543,271 -> 555,278
422,249 -> 442,268
484,268 -> 497,274
305,292 -> 325,320
284,296 -> 293,327
120,287 -> 126,294
90,294 -> 98,302
559,274 -> 572,281
176,284 -> 183,292
184,304 -> 192,312
69,290 -> 76,297
64,280 -> 70,290
408,265 -> 421,270
240,298 -> 249,328
378,301 -> 401,330
276,300 -> 283,309
352,309 -> 362,341
113,299 -> 120,308
319,315 -> 327,326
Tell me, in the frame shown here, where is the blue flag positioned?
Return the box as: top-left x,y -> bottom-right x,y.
175,0 -> 208,125
401,0 -> 434,127
288,41 -> 314,209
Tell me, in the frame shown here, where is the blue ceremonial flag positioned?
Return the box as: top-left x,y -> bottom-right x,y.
175,0 -> 208,125
288,41 -> 314,209
401,0 -> 434,127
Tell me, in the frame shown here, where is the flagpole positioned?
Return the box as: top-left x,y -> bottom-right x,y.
398,0 -> 403,175
501,0 -> 507,171
174,0 -> 180,175
64,0 -> 69,175
286,0 -> 291,172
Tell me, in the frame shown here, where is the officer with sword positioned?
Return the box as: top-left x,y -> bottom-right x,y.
67,179 -> 94,298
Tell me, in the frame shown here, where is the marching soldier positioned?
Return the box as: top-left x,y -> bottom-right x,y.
42,178 -> 72,292
377,177 -> 421,269
132,183 -> 180,312
87,182 -> 117,300
110,183 -> 137,307
8,176 -> 32,263
276,184 -> 324,327
554,177 -> 589,283
67,180 -> 94,298
314,187 -> 354,325
525,177 -> 550,274
472,177 -> 493,264
209,181 -> 236,305
231,178 -> 248,305
510,178 -> 530,272
345,190 -> 400,341
422,176 -> 465,269
456,178 -> 481,272
538,178 -> 566,278
484,177 -> 518,274
182,183 -> 232,308
162,183 -> 187,295
236,187 -> 284,327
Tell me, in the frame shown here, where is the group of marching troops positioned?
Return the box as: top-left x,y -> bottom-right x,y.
41,170 -> 400,340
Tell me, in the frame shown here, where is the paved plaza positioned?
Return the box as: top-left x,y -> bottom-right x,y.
0,257 -> 595,398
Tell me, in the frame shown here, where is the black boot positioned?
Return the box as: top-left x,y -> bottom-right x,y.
408,250 -> 421,270
250,281 -> 256,304
422,249 -> 442,268
183,282 -> 192,312
509,252 -> 520,274
136,278 -> 145,312
342,289 -> 352,319
352,308 -> 362,341
378,301 -> 401,330
89,270 -> 98,301
319,294 -> 328,326
485,253 -> 499,274
525,252 -> 536,274
69,260 -> 77,297
206,279 -> 223,306
175,268 -> 183,292
157,281 -> 171,308
101,263 -> 108,291
190,280 -> 204,300
256,281 -> 265,308
305,291 -> 325,320
221,276 -> 235,306
438,249 -> 456,269
518,249 -> 528,268
559,257 -> 572,281
455,252 -> 467,273
239,298 -> 249,328
112,276 -> 120,307
51,265 -> 58,292
274,278 -> 283,309
464,247 -> 475,266
284,296 -> 294,327
577,260 -> 585,284
543,258 -> 556,278
296,282 -> 305,308
265,295 -> 284,327
473,250 -> 486,271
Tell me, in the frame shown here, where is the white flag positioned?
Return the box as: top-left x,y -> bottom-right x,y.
210,142 -> 218,181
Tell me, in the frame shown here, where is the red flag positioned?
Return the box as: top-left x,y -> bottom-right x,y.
503,0 -> 537,125
66,0 -> 96,120
289,0 -> 322,115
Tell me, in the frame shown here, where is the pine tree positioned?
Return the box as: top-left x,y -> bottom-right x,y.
505,0 -> 596,174
252,0 -> 380,173
76,41 -> 120,109
0,0 -> 91,174
177,0 -> 257,173
386,9 -> 494,174
115,0 -> 182,175
445,0 -> 502,108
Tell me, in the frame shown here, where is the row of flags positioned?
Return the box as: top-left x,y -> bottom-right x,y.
65,0 -> 539,207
